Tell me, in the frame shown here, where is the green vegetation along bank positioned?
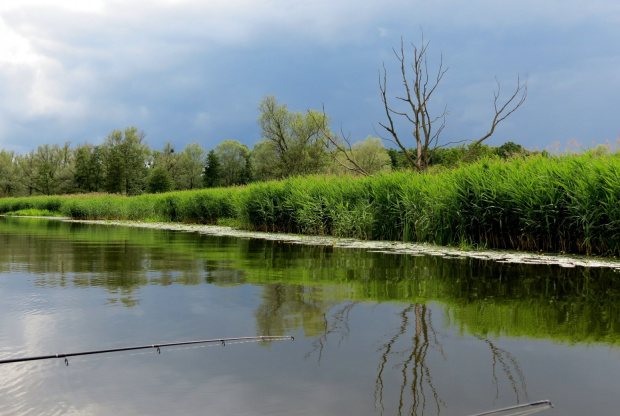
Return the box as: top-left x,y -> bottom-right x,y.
1,152 -> 619,256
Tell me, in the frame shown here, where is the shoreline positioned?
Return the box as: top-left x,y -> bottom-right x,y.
58,218 -> 620,271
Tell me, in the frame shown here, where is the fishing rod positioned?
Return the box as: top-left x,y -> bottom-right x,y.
0,335 -> 294,366
468,400 -> 553,416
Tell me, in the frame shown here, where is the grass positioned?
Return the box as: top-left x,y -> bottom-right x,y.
3,208 -> 65,217
2,151 -> 620,256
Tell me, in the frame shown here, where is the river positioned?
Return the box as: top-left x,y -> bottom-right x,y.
0,217 -> 618,415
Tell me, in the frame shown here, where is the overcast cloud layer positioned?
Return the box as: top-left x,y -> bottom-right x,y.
0,0 -> 618,154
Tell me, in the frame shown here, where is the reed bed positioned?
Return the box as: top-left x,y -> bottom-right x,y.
2,152 -> 619,256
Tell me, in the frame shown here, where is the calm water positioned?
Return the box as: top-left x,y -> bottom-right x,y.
0,217 -> 618,416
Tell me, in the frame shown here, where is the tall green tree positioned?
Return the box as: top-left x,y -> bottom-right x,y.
256,95 -> 330,179
23,143 -> 74,195
16,151 -> 37,196
251,140 -> 280,182
203,149 -> 221,188
0,150 -> 21,196
102,127 -> 150,195
214,139 -> 251,187
74,143 -> 104,193
151,142 -> 178,173
147,166 -> 175,193
175,143 -> 206,190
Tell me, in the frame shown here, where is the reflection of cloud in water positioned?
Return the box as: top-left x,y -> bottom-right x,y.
0,314 -> 70,416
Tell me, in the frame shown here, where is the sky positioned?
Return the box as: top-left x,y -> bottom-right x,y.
0,0 -> 618,155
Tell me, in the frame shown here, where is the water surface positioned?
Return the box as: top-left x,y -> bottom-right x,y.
0,217 -> 618,415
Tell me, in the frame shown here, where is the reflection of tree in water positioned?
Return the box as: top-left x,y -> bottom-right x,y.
304,301 -> 357,363
375,305 -> 529,416
297,301 -> 528,416
374,304 -> 446,416
477,336 -> 527,403
254,283 -> 338,338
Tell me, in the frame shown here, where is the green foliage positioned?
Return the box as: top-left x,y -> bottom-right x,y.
102,127 -> 150,195
4,209 -> 63,217
214,140 -> 251,187
0,195 -> 65,215
251,140 -> 280,182
387,148 -> 410,170
495,141 -> 526,159
428,144 -> 497,168
151,142 -> 177,173
175,143 -> 206,190
0,150 -> 21,197
56,188 -> 240,224
74,144 -> 104,193
255,95 -> 330,180
329,136 -> 392,176
238,152 -> 620,255
203,149 -> 221,188
19,143 -> 75,195
147,166 -> 175,194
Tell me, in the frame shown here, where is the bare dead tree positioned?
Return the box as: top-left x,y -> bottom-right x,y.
378,34 -> 527,172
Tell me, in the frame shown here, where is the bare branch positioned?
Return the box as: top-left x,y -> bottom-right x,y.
462,75 -> 528,162
379,63 -> 419,170
310,105 -> 370,177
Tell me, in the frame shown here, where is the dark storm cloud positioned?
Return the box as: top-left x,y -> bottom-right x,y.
0,0 -> 618,154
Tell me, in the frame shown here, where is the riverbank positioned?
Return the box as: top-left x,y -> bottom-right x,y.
2,152 -> 620,257
66,218 -> 620,270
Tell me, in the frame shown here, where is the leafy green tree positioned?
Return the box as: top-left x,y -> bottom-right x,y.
240,151 -> 253,185
74,144 -> 104,193
428,144 -> 496,168
147,166 -> 175,193
16,151 -> 37,195
330,136 -> 392,176
151,142 -> 178,173
151,142 -> 179,190
25,143 -> 74,195
175,143 -> 206,190
214,139 -> 251,187
251,140 -> 280,182
102,127 -> 150,195
0,150 -> 21,196
495,141 -> 525,159
387,148 -> 409,171
203,149 -> 221,188
256,95 -> 330,179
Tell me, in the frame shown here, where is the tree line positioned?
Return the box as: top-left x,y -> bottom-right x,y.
0,95 -> 530,198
